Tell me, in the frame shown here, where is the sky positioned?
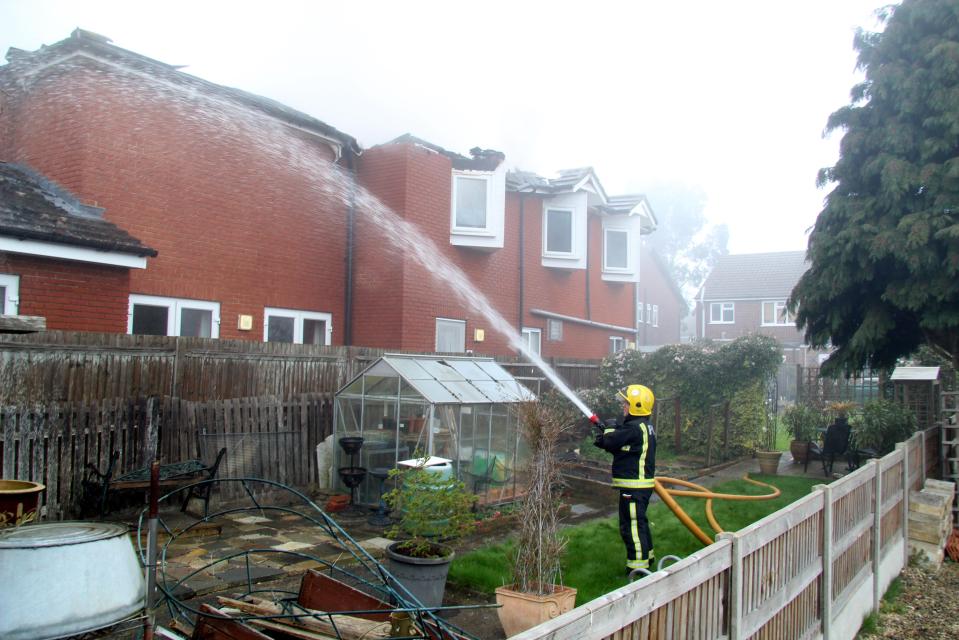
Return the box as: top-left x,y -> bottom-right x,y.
0,0 -> 889,254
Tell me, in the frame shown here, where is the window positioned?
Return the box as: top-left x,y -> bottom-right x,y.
435,318 -> 466,352
762,301 -> 791,326
544,208 -> 574,255
129,294 -> 220,338
264,308 -> 332,344
521,327 -> 542,356
652,305 -> 659,327
603,228 -> 629,271
0,274 -> 19,314
609,336 -> 625,353
452,174 -> 489,232
710,302 -> 735,324
637,301 -> 644,324
547,318 -> 563,341
647,303 -> 652,323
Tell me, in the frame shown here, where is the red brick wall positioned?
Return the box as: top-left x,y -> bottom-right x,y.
0,253 -> 130,332
697,299 -> 806,344
1,56 -> 349,342
636,250 -> 683,346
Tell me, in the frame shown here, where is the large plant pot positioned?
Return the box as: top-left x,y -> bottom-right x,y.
0,480 -> 44,528
756,451 -> 783,475
789,440 -> 809,464
495,584 -> 577,637
385,542 -> 453,609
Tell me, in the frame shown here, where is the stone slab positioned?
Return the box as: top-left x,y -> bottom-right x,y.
909,490 -> 950,517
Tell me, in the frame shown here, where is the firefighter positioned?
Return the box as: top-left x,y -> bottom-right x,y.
593,384 -> 657,575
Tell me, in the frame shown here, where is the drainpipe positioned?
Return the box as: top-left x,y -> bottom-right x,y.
344,153 -> 357,346
585,214 -> 591,320
518,193 -> 526,346
699,286 -> 706,339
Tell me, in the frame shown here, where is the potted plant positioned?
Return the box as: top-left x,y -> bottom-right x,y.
781,404 -> 823,464
755,404 -> 782,475
495,401 -> 577,637
383,459 -> 475,609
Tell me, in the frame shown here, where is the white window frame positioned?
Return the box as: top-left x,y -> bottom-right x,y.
603,228 -> 630,272
451,173 -> 493,236
521,327 -> 542,356
128,294 -> 220,337
609,336 -> 625,354
652,305 -> 659,327
0,274 -> 20,314
264,307 -> 333,344
435,317 -> 466,353
637,301 -> 644,324
761,300 -> 791,326
710,302 -> 735,324
543,207 -> 576,257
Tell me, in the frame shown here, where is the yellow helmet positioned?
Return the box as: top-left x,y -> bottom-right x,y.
618,384 -> 654,416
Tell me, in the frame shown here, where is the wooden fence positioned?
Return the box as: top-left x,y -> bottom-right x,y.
0,393 -> 333,518
0,331 -> 600,403
796,367 -> 884,409
517,425 -> 939,640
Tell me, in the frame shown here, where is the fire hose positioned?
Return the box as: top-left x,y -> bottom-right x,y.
653,475 -> 781,546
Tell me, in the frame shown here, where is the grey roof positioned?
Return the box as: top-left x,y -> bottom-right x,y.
0,162 -> 157,257
2,29 -> 359,156
338,354 -> 536,404
701,251 -> 808,300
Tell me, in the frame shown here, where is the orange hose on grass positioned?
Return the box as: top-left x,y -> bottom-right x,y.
653,475 -> 781,546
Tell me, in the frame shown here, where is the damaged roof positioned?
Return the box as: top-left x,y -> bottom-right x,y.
1,29 -> 360,159
0,162 -> 157,257
386,134 -> 506,171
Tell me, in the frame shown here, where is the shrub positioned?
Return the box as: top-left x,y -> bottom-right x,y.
782,404 -> 825,442
850,399 -> 918,455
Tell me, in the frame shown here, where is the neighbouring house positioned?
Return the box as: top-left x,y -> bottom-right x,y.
356,135 -> 657,358
0,162 -> 156,331
635,240 -> 686,348
0,29 -> 359,344
0,30 -> 659,360
695,250 -> 817,364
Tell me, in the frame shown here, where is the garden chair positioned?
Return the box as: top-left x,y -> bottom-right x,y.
804,419 -> 853,476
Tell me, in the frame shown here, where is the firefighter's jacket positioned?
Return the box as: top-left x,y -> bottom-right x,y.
594,414 -> 656,489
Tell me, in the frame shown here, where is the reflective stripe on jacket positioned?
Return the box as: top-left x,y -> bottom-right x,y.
594,414 -> 656,489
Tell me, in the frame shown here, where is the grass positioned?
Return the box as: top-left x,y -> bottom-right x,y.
856,576 -> 904,637
449,474 -> 822,605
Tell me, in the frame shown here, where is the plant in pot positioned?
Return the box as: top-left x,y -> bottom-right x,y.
755,403 -> 782,475
382,458 -> 476,609
781,404 -> 823,464
496,401 -> 577,637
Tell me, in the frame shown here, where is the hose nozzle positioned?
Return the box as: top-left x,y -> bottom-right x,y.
589,414 -> 600,425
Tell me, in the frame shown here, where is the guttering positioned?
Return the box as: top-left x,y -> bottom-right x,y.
530,308 -> 637,335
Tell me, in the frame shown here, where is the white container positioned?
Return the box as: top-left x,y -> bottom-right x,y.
0,521 -> 145,640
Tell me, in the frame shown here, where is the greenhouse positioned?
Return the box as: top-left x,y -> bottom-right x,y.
332,354 -> 536,506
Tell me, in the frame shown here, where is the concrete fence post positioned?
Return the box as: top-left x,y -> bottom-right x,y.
872,459 -> 883,615
718,531 -> 741,639
897,441 -> 910,566
815,483 -> 833,640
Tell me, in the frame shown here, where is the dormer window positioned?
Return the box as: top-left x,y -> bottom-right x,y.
450,167 -> 506,249
544,207 -> 575,256
604,228 -> 629,271
452,175 -> 489,232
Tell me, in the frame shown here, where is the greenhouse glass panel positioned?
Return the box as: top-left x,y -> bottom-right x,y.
446,359 -> 491,381
475,360 -> 515,381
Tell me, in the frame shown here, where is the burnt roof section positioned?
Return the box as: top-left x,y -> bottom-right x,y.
387,134 -> 505,171
1,29 -> 360,157
701,251 -> 808,300
506,167 -> 605,196
0,162 -> 157,257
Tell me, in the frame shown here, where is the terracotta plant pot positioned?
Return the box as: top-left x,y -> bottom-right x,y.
789,440 -> 809,464
495,584 -> 577,637
0,480 -> 44,528
756,451 -> 783,475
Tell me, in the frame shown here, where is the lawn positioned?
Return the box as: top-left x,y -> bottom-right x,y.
448,474 -> 822,605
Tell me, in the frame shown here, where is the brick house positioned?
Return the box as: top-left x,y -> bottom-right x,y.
0,29 -> 359,342
0,162 -> 156,331
695,251 -> 816,364
355,135 -> 657,358
635,241 -> 686,348
0,31 -> 659,359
